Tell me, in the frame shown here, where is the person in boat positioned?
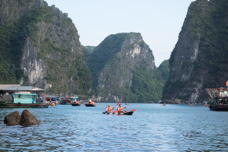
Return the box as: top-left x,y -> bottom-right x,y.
105,104 -> 113,114
49,101 -> 55,106
117,104 -> 125,114
75,100 -> 80,104
88,99 -> 95,105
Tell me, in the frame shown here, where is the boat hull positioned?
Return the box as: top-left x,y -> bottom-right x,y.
85,104 -> 96,107
0,103 -> 49,108
122,111 -> 134,115
72,103 -> 80,106
209,104 -> 228,111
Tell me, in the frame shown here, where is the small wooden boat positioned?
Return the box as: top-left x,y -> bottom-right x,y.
85,99 -> 96,107
207,87 -> 228,111
209,104 -> 228,111
72,102 -> 80,106
85,103 -> 96,107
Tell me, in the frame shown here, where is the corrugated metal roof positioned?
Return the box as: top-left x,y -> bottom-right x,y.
4,86 -> 33,91
0,84 -> 44,91
0,84 -> 20,90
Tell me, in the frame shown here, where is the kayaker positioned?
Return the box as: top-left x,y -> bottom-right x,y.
117,104 -> 124,114
105,104 -> 113,113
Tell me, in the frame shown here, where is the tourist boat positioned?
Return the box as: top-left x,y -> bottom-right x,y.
70,97 -> 80,106
60,98 -> 72,105
0,93 -> 49,108
209,103 -> 228,111
103,111 -> 134,115
207,87 -> 228,111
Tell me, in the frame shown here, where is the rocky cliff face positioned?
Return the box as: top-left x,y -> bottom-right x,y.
163,0 -> 228,104
88,33 -> 165,102
0,0 -> 91,95
0,0 -> 45,25
157,60 -> 169,84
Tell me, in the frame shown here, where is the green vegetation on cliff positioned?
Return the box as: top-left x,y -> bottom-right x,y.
0,6 -> 52,83
129,67 -> 162,102
0,0 -> 91,95
163,0 -> 228,103
87,33 -> 169,102
88,34 -> 128,88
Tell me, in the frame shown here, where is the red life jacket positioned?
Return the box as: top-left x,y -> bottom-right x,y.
117,106 -> 124,112
106,106 -> 113,113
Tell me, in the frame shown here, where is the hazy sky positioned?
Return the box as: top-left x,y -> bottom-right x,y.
45,0 -> 194,66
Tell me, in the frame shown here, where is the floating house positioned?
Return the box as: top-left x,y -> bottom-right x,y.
0,84 -> 48,108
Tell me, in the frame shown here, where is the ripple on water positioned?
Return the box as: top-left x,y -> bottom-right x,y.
0,104 -> 228,152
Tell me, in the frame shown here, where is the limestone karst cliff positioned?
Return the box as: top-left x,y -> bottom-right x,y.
0,0 -> 91,95
163,0 -> 228,104
87,33 -> 167,102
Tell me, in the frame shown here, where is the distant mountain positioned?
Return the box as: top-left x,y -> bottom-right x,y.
163,0 -> 228,104
0,0 -> 91,95
84,46 -> 96,55
157,60 -> 169,85
87,32 -> 167,102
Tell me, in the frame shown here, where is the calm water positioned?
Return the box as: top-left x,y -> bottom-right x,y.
0,103 -> 228,152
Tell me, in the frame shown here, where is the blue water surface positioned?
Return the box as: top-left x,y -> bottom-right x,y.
0,103 -> 228,152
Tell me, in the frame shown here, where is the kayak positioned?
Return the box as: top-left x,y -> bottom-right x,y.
122,111 -> 134,115
103,111 -> 134,115
85,103 -> 96,107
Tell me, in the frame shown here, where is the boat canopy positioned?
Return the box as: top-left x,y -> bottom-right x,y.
206,88 -> 228,98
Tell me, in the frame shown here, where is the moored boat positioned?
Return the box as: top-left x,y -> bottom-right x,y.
60,98 -> 72,105
207,85 -> 228,111
209,104 -> 228,111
